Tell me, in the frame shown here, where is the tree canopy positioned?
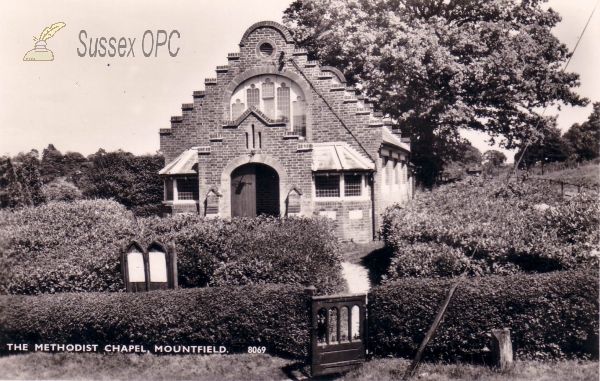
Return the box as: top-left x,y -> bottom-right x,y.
563,102 -> 600,162
283,0 -> 588,185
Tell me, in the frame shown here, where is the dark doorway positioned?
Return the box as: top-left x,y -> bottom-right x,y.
231,163 -> 279,217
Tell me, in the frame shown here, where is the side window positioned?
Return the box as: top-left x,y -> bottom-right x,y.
315,175 -> 340,198
177,178 -> 198,200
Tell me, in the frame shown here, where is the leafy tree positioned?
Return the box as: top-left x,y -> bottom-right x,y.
284,0 -> 588,186
40,144 -> 65,183
12,150 -> 45,206
515,125 -> 572,170
0,157 -> 25,208
563,102 -> 600,162
483,150 -> 507,166
441,142 -> 482,181
42,178 -> 83,202
79,149 -> 164,216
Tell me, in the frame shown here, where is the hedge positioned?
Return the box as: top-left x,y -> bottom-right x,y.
368,269 -> 599,362
382,178 -> 599,278
137,215 -> 345,294
0,284 -> 310,358
2,200 -> 345,295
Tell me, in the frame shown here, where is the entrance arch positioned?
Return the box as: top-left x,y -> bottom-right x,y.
231,163 -> 280,217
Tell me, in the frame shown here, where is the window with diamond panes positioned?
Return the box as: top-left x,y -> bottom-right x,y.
177,178 -> 198,200
262,79 -> 275,118
292,96 -> 306,136
232,99 -> 244,119
315,175 -> 340,197
277,83 -> 290,120
247,85 -> 260,109
344,174 -> 362,197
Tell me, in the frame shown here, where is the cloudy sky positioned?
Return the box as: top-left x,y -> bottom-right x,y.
0,0 -> 598,162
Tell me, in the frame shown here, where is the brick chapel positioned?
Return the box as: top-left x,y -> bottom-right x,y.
158,21 -> 413,243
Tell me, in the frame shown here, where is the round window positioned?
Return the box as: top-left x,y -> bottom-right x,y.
259,43 -> 274,57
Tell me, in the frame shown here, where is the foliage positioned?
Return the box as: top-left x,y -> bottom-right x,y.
78,149 -> 164,216
0,157 -> 25,209
1,200 -> 136,295
368,269 -> 599,361
563,102 -> 600,162
515,125 -> 573,169
41,178 -> 83,202
136,214 -> 345,295
483,150 -> 507,167
11,151 -> 46,207
1,201 -> 344,295
284,0 -> 588,186
0,284 -> 311,359
381,178 -> 599,279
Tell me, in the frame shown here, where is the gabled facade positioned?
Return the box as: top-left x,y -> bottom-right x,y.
158,21 -> 413,243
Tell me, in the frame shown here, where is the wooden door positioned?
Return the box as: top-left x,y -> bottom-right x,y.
231,164 -> 256,217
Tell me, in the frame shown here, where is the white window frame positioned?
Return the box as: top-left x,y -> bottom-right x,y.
230,75 -> 307,133
313,172 -> 369,201
164,177 -> 198,203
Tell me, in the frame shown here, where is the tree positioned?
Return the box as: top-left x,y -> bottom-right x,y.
0,157 -> 25,208
514,124 -> 572,171
79,149 -> 164,216
563,102 -> 600,162
40,144 -> 65,183
483,150 -> 507,167
12,150 -> 45,206
284,0 -> 588,186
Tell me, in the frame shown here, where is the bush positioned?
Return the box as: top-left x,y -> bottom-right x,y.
368,269 -> 599,362
382,178 -> 599,279
136,215 -> 345,295
0,284 -> 310,358
2,200 -> 136,295
41,178 -> 82,202
1,201 -> 344,295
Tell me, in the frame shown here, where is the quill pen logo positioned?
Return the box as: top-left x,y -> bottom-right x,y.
23,22 -> 66,61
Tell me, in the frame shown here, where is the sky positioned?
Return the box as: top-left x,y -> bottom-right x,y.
0,0 -> 598,163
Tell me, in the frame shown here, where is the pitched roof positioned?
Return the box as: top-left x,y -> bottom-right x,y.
382,127 -> 410,152
159,148 -> 198,175
312,142 -> 375,171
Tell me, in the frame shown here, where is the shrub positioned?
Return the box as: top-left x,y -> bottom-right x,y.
0,284 -> 311,358
382,178 -> 599,279
41,178 -> 82,202
2,200 -> 136,295
136,215 -> 345,295
368,269 -> 599,362
2,201 -> 344,295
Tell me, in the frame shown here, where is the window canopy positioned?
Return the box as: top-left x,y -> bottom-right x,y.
312,143 -> 375,172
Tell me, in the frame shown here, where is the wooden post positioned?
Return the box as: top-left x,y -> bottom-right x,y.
561,181 -> 564,198
491,329 -> 513,370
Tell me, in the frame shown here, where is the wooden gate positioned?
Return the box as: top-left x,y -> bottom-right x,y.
310,293 -> 367,377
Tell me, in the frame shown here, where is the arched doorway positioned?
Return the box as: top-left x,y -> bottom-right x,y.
230,163 -> 280,217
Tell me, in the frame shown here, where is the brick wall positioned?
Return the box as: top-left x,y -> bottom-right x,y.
158,21 -> 411,242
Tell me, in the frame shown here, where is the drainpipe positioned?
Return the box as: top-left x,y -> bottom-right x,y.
371,171 -> 377,241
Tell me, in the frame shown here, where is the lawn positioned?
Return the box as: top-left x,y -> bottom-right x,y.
533,162 -> 600,188
0,353 -> 597,381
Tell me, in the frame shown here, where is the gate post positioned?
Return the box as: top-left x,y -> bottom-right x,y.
305,286 -> 317,369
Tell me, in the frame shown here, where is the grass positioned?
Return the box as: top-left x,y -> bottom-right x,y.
338,358 -> 599,381
2,352 -> 596,381
533,162 -> 600,188
0,352 -> 294,381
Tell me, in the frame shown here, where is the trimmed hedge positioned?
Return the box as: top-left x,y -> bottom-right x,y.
137,215 -> 345,294
368,269 -> 599,362
2,201 -> 344,295
382,179 -> 599,278
0,284 -> 310,358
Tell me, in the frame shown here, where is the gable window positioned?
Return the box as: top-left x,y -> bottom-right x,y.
230,75 -> 307,137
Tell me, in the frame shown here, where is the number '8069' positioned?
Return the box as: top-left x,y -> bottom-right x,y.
247,346 -> 266,354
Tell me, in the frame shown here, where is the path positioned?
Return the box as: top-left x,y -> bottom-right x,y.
341,261 -> 371,294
